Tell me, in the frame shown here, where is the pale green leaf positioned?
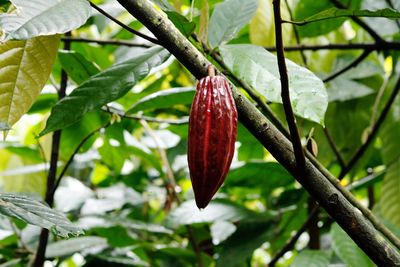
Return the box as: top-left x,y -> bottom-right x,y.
0,193 -> 83,237
327,77 -> 374,102
220,44 -> 328,125
46,236 -> 107,258
331,223 -> 374,267
40,46 -> 170,136
292,250 -> 331,267
0,0 -> 91,40
0,35 -> 60,131
208,0 -> 258,48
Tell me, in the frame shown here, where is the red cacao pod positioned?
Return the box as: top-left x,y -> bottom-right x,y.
188,67 -> 238,209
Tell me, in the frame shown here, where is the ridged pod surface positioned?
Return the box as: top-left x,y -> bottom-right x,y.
188,72 -> 238,209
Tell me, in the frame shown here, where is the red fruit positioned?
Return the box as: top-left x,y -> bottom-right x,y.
188,66 -> 238,209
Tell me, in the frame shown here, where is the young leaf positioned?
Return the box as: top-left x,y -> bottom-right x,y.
0,0 -> 91,41
40,46 -> 170,136
128,87 -> 195,113
0,35 -> 60,131
0,193 -> 83,237
220,44 -> 328,125
208,0 -> 258,48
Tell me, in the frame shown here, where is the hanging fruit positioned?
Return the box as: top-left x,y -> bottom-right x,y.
187,66 -> 238,209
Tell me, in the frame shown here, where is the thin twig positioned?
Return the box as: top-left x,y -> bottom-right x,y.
103,106 -> 189,125
32,32 -> 71,267
323,49 -> 372,83
89,2 -> 161,45
323,127 -> 346,169
283,0 -> 307,65
339,75 -> 400,179
61,37 -> 152,48
268,206 -> 319,266
370,73 -> 390,128
273,0 -> 306,178
51,121 -> 111,195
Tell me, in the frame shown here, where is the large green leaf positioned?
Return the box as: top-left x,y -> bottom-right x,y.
0,0 -> 91,40
330,223 -> 374,267
40,46 -> 170,136
0,193 -> 82,237
291,250 -> 331,267
327,77 -> 374,102
0,35 -> 60,131
379,95 -> 400,227
220,44 -> 328,125
128,87 -> 195,113
45,236 -> 107,258
208,0 -> 258,48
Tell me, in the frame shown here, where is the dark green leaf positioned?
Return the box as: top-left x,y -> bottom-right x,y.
166,12 -> 196,37
208,0 -> 258,48
129,87 -> 195,113
58,50 -> 100,84
40,46 -> 170,136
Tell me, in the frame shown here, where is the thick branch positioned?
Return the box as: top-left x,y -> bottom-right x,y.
116,0 -> 400,265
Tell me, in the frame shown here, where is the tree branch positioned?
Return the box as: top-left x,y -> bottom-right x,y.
323,127 -> 346,169
61,37 -> 152,48
265,41 -> 400,52
115,0 -> 400,265
339,75 -> 400,180
273,0 -> 306,178
323,49 -> 372,83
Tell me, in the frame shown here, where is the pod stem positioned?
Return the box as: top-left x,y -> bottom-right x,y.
207,65 -> 215,77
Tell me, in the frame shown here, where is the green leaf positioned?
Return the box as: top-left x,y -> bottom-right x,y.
166,12 -> 196,37
129,87 -> 195,113
327,77 -> 374,102
225,162 -> 293,191
58,50 -> 100,85
166,199 -> 265,227
40,46 -> 170,136
0,35 -> 60,131
330,223 -> 374,267
220,44 -> 328,125
0,0 -> 91,40
208,0 -> 258,48
45,236 -> 107,258
296,8 -> 400,25
378,96 -> 400,227
149,0 -> 174,11
216,218 -> 274,267
291,250 -> 331,267
0,193 -> 83,237
294,0 -> 361,38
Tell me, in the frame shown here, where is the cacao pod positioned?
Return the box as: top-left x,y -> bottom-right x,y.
188,67 -> 238,209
